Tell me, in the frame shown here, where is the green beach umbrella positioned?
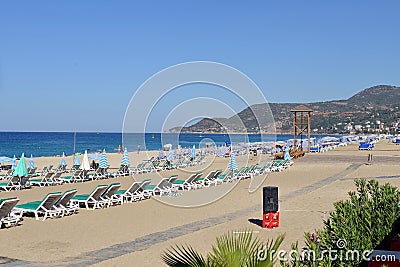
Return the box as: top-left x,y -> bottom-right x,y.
13,153 -> 28,177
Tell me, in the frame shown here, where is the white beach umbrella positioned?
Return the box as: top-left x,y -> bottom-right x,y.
80,150 -> 90,170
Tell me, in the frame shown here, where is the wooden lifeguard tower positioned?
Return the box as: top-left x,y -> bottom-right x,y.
290,105 -> 313,153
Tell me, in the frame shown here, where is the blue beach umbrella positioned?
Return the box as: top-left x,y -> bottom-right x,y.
167,147 -> 174,161
284,147 -> 292,161
227,151 -> 238,171
158,150 -> 164,160
28,154 -> 35,169
190,145 -> 196,159
60,152 -> 67,166
11,155 -> 17,170
99,149 -> 109,168
13,153 -> 28,177
73,154 -> 80,166
120,148 -> 130,167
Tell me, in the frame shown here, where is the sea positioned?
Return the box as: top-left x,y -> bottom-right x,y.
0,132 -> 331,157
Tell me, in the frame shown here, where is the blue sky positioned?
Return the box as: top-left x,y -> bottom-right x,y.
0,1 -> 399,132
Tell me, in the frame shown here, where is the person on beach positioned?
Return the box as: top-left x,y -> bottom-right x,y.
118,145 -> 121,154
137,144 -> 141,154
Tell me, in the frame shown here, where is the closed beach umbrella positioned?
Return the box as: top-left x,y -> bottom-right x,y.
227,151 -> 238,171
167,146 -> 174,161
60,152 -> 67,166
11,155 -> 17,170
28,154 -> 35,169
120,148 -> 130,166
158,150 -> 164,160
13,153 -> 28,177
73,154 -> 80,166
284,147 -> 292,161
190,145 -> 196,159
80,150 -> 90,170
99,149 -> 109,168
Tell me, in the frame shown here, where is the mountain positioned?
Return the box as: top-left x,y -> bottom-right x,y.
170,85 -> 400,134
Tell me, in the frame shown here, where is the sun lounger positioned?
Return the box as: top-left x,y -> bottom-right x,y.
54,189 -> 78,216
39,165 -> 53,176
113,182 -> 139,203
18,176 -> 31,189
54,164 -> 67,173
88,168 -> 104,180
137,161 -> 157,173
198,170 -> 222,187
114,179 -> 152,203
40,166 -> 49,175
254,162 -> 272,175
70,164 -> 80,172
0,169 -> 13,180
156,160 -> 169,171
71,185 -> 108,210
99,183 -> 122,207
172,172 -> 203,190
211,170 -> 234,186
0,176 -> 20,191
270,160 -> 286,172
0,198 -> 22,228
232,167 -> 247,180
30,172 -> 52,187
166,174 -> 179,183
15,192 -> 63,220
238,165 -> 258,179
177,157 -> 192,168
143,178 -> 177,197
117,166 -> 130,176
27,167 -> 39,176
129,162 -> 146,174
60,170 -> 84,183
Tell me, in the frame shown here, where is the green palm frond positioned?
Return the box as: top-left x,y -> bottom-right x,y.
161,230 -> 285,267
209,230 -> 263,266
161,244 -> 208,267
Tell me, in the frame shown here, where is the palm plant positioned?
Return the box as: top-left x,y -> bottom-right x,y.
161,230 -> 285,267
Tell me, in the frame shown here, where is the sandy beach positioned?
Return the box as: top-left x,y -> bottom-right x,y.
0,141 -> 398,266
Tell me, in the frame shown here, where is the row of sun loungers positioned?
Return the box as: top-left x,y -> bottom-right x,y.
0,155 -> 206,186
0,180 -> 153,226
0,159 -> 292,192
0,159 -> 293,229
130,155 -> 206,174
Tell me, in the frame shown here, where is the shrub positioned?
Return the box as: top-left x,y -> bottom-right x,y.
298,179 -> 400,266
